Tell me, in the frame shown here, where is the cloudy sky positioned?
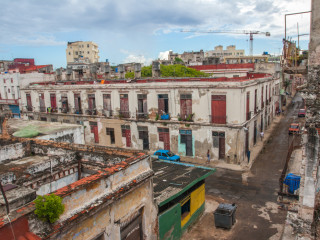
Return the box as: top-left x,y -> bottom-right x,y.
0,0 -> 311,68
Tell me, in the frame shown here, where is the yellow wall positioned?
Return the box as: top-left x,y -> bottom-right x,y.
180,184 -> 205,227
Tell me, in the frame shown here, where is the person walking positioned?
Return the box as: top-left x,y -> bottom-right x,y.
260,131 -> 264,141
247,150 -> 251,163
207,150 -> 210,164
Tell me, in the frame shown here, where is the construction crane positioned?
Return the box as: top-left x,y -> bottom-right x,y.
181,30 -> 271,56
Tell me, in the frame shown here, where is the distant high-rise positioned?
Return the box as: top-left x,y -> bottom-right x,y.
66,41 -> 99,64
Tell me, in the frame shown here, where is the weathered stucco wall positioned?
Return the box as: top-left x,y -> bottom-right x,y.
54,181 -> 157,240
20,75 -> 279,165
36,126 -> 84,144
0,142 -> 26,163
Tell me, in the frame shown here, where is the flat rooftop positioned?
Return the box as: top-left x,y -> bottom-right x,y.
8,118 -> 81,137
28,72 -> 271,87
152,160 -> 215,206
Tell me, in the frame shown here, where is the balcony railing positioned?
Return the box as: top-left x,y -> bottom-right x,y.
26,106 -> 33,111
136,112 -> 148,119
211,115 -> 227,124
40,106 -> 46,112
74,108 -> 82,114
61,107 -> 69,113
119,111 -> 130,118
102,109 -> 113,117
86,109 -> 97,115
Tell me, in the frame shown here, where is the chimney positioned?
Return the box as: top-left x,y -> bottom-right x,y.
90,64 -> 97,80
103,65 -> 111,79
134,63 -> 141,78
66,67 -> 72,81
152,61 -> 161,78
56,68 -> 62,81
118,64 -> 125,79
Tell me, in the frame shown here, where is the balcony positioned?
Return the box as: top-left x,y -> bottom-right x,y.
0,99 -> 19,105
119,111 -> 130,119
26,106 -> 33,111
102,109 -> 113,117
61,107 -> 69,113
74,109 -> 82,114
211,115 -> 227,124
86,109 -> 97,116
136,112 -> 148,119
40,106 -> 46,113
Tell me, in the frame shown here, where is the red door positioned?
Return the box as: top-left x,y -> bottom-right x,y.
125,129 -> 131,147
50,94 -> 57,110
26,94 -> 32,110
163,132 -> 170,150
120,94 -> 129,118
219,137 -> 225,159
211,95 -> 226,124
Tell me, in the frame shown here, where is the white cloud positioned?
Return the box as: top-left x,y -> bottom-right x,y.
124,54 -> 153,65
158,50 -> 171,60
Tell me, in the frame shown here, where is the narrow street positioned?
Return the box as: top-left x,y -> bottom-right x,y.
184,94 -> 305,240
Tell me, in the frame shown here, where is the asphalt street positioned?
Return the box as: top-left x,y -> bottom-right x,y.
184,94 -> 304,240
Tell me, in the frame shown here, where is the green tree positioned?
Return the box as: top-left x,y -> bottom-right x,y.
174,57 -> 184,64
125,71 -> 134,79
34,194 -> 65,223
160,64 -> 208,77
141,66 -> 152,77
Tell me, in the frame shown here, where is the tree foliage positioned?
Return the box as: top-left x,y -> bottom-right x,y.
125,71 -> 134,79
174,57 -> 184,64
160,64 -> 208,77
141,66 -> 152,77
34,194 -> 65,223
124,64 -> 207,78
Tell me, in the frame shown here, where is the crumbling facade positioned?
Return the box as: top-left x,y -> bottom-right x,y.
66,41 -> 100,64
20,71 -> 280,166
0,137 -> 157,239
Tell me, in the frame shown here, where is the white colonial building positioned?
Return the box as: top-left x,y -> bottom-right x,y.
19,68 -> 280,166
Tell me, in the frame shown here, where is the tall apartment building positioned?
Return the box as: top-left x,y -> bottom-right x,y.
66,41 -> 100,64
20,68 -> 280,167
205,45 -> 245,58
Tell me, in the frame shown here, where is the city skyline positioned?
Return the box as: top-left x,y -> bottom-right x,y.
0,0 -> 311,68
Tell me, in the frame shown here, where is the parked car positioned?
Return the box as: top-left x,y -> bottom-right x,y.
153,150 -> 180,162
298,109 -> 306,117
289,123 -> 300,135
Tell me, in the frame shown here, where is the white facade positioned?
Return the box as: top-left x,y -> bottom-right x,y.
66,41 -> 100,64
206,45 -> 245,58
20,75 -> 280,166
0,72 -> 55,102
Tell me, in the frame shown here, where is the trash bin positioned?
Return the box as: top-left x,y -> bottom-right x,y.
214,203 -> 237,229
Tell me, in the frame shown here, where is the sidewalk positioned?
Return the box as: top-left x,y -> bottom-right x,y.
181,113 -> 285,171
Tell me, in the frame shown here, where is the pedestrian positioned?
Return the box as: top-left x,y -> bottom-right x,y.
247,150 -> 251,163
260,131 -> 264,141
207,150 -> 210,164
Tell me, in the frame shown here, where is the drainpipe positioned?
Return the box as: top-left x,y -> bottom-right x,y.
0,182 -> 10,214
77,153 -> 82,180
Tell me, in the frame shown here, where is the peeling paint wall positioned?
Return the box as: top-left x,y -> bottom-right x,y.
0,142 -> 26,163
20,75 -> 279,165
54,181 -> 157,240
36,127 -> 84,144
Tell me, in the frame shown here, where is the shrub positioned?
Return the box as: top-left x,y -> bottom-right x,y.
34,194 -> 65,223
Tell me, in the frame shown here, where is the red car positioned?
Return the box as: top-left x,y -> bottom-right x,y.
289,123 -> 300,135
298,109 -> 306,117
